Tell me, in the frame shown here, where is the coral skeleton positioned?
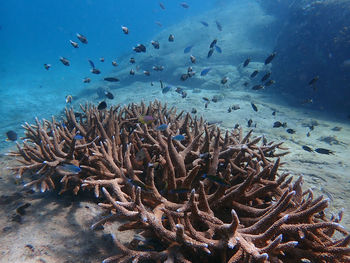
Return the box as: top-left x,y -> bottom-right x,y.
8,100 -> 350,262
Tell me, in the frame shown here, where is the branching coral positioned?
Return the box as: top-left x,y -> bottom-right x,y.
8,100 -> 350,262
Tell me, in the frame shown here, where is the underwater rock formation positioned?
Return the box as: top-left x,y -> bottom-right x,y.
9,101 -> 350,262
266,0 -> 350,112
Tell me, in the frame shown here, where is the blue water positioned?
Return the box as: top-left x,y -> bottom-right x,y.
0,0 -> 215,143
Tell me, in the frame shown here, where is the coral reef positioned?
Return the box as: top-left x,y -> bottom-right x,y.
9,101 -> 350,262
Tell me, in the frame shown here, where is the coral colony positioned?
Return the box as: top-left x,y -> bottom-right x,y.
8,101 -> 350,262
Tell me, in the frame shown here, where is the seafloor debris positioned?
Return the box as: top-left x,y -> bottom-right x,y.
8,101 -> 350,262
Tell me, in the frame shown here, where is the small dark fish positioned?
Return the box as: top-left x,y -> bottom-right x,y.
232,105 -> 240,110
181,91 -> 187,98
191,108 -> 197,114
74,134 -> 84,140
308,76 -> 319,86
91,68 -> 101,74
204,101 -> 209,108
121,26 -> 129,34
144,71 -> 150,76
215,45 -> 222,53
156,124 -> 168,131
301,98 -> 313,105
151,40 -> 160,49
200,68 -> 211,76
207,48 -> 214,58
76,33 -> 88,44
243,58 -> 250,67
209,39 -> 217,49
221,76 -> 229,84
129,57 -> 136,64
264,52 -> 276,65
184,45 -> 193,53
243,82 -> 249,87
212,96 -> 218,103
155,21 -> 162,27
59,57 -> 70,66
248,119 -> 253,127
133,44 -> 146,53
153,65 -> 164,71
215,20 -> 222,31
286,128 -> 296,134
57,163 -> 81,174
104,77 -> 119,82
100,57 -> 105,62
261,72 -> 271,82
251,103 -> 258,112
128,179 -> 152,191
302,145 -> 313,152
227,107 -> 232,113
190,55 -> 196,63
252,85 -> 264,90
265,79 -> 275,86
175,87 -> 183,93
307,132 -> 311,137
130,69 -> 135,75
112,61 -> 118,66
250,70 -> 259,78
332,126 -> 342,131
315,148 -> 334,155
202,97 -> 210,102
6,130 -> 17,141
88,59 -> 95,69
202,174 -> 230,187
162,86 -> 171,94
159,2 -> 165,9
83,77 -> 91,83
180,2 -> 189,8
200,21 -> 209,27
16,203 -> 31,216
104,91 -> 114,99
180,74 -> 189,81
97,101 -> 107,110
69,40 -> 79,48
273,121 -> 287,128
172,134 -> 185,141
44,64 -> 51,70
272,111 -> 276,116
168,34 -> 174,42
169,188 -> 191,194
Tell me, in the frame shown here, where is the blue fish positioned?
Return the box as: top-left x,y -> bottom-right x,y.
184,45 -> 193,53
156,124 -> 168,131
58,163 -> 81,174
74,134 -> 84,140
202,174 -> 230,187
215,45 -> 222,53
172,134 -> 185,141
88,59 -> 95,69
200,68 -> 211,76
162,86 -> 172,94
200,21 -> 209,27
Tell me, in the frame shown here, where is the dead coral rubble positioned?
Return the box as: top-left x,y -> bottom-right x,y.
9,101 -> 350,262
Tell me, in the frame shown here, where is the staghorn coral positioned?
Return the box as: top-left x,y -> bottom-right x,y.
8,100 -> 350,262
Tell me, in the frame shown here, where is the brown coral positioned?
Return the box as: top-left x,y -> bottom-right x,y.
8,100 -> 350,262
